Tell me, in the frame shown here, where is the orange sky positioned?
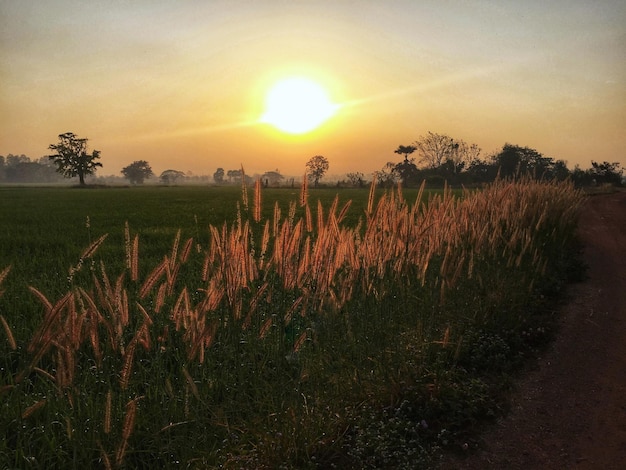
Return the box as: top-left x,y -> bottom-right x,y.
1,1 -> 625,179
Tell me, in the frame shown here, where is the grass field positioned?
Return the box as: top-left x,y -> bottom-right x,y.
0,180 -> 582,468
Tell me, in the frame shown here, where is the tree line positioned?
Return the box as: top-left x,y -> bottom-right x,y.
375,132 -> 623,188
1,132 -> 622,187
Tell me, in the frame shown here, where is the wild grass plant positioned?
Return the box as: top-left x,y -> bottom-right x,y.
0,178 -> 583,468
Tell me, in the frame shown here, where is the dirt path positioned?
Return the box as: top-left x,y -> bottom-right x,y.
443,190 -> 626,470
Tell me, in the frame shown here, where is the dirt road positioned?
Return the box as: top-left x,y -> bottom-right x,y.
443,190 -> 626,469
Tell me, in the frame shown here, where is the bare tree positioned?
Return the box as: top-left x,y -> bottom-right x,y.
414,132 -> 480,172
413,132 -> 457,168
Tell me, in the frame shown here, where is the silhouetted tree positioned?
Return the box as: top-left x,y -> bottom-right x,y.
551,160 -> 571,181
48,132 -> 102,185
159,169 -> 186,184
226,169 -> 242,183
588,161 -> 623,186
213,167 -> 225,184
122,160 -> 153,184
413,132 -> 458,169
346,172 -> 365,187
394,159 -> 421,187
494,144 -> 555,179
394,145 -> 417,162
376,162 -> 400,188
305,155 -> 329,187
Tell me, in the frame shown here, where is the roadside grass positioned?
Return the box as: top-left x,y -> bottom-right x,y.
0,179 -> 582,468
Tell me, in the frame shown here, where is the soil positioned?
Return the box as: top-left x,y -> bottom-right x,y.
442,190 -> 626,470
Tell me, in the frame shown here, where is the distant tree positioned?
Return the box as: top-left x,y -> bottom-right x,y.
376,162 -> 400,188
213,167 -> 225,184
446,141 -> 481,175
305,155 -> 329,187
6,154 -> 30,166
346,171 -> 365,187
159,169 -> 186,184
493,144 -> 554,179
466,157 -> 497,184
551,160 -> 571,181
394,145 -> 417,162
48,132 -> 102,185
121,160 -> 153,184
226,169 -> 242,183
588,161 -> 623,186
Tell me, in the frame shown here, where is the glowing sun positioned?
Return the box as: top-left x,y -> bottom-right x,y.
261,77 -> 339,134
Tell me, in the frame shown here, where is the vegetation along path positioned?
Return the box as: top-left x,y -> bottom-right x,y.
444,190 -> 626,469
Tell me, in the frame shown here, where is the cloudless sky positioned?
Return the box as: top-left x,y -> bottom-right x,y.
1,0 -> 624,178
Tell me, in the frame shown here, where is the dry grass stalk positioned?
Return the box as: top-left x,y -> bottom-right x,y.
240,165 -> 249,211
272,201 -> 281,237
119,339 -> 137,390
116,397 -> 139,467
293,331 -> 308,352
0,315 -> 16,350
180,237 -> 193,264
254,178 -> 262,222
169,230 -> 181,273
124,221 -> 131,269
139,260 -> 167,299
28,290 -> 72,354
316,200 -> 325,233
136,302 -> 154,326
299,173 -> 308,207
154,281 -> 168,313
366,174 -> 377,216
104,389 -> 112,434
0,264 -> 10,283
21,399 -> 47,419
131,234 -> 139,281
242,282 -> 269,329
284,296 -> 304,326
33,367 -> 55,384
97,440 -> 112,470
81,233 -> 109,260
305,204 -> 313,233
182,366 -> 200,400
259,317 -> 274,339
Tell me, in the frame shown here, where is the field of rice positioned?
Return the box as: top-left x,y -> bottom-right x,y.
0,179 -> 583,468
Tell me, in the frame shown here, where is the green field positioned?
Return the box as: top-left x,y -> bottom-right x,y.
0,182 -> 582,468
0,186 -> 383,322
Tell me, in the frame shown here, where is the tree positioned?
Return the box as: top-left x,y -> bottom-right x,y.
394,145 -> 417,162
346,172 -> 365,187
226,169 -> 242,183
305,155 -> 329,187
121,160 -> 153,184
413,132 -> 458,169
493,144 -> 555,179
213,167 -> 225,184
48,132 -> 102,185
376,162 -> 400,188
588,161 -> 623,186
159,169 -> 186,184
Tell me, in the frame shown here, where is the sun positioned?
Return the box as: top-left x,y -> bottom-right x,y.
260,77 -> 339,134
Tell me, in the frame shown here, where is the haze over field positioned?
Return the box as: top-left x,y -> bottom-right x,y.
1,0 -> 624,177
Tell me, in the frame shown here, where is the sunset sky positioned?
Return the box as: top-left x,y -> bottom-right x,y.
1,0 -> 624,179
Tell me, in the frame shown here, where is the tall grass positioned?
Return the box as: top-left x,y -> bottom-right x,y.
0,178 -> 582,468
